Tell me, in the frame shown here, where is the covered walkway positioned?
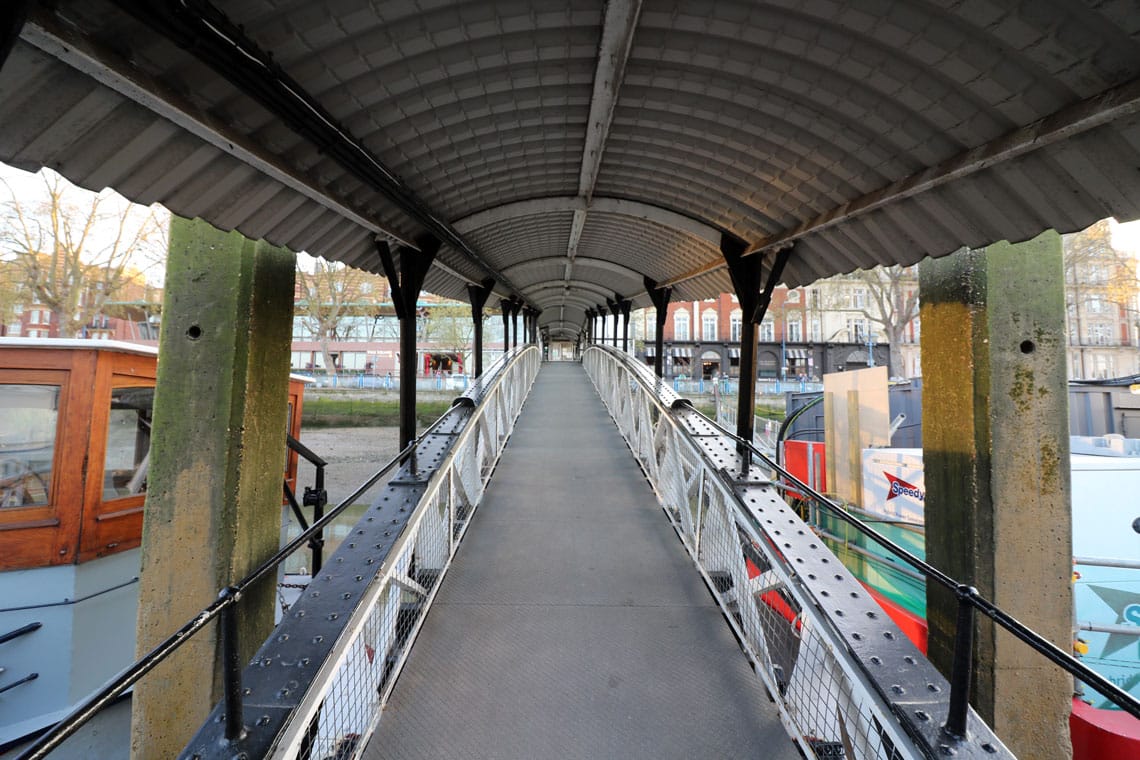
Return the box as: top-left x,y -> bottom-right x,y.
367,362 -> 797,758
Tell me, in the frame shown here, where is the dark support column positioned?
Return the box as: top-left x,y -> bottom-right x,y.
0,0 -> 32,72
585,309 -> 595,344
607,297 -> 620,348
645,277 -> 673,378
722,234 -> 793,446
919,236 -> 1071,759
509,298 -> 522,349
500,299 -> 511,352
133,218 -> 294,758
597,304 -> 608,345
378,236 -> 440,452
619,298 -> 632,352
467,278 -> 495,378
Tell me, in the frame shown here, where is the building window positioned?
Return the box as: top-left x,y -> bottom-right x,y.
759,319 -> 774,342
847,318 -> 867,342
785,289 -> 800,303
787,318 -> 802,342
674,311 -> 690,341
851,288 -> 867,309
811,318 -> 821,342
702,310 -> 718,341
1090,323 -> 1112,345
730,310 -> 742,342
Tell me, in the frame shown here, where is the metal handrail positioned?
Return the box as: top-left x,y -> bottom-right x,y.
602,346 -> 1139,721
15,350 -> 534,760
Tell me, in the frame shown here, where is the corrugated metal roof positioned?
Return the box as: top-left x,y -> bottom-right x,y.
1,0 -> 1139,337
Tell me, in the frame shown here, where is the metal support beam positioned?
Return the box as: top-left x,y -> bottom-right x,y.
722,234 -> 794,447
500,299 -> 512,352
606,298 -> 621,349
597,305 -> 608,345
644,277 -> 672,378
585,309 -> 595,344
467,278 -> 494,378
560,0 -> 642,278
619,297 -> 632,352
379,235 -> 440,451
509,298 -> 522,350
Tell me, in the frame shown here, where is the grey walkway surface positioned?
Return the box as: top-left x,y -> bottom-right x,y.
366,362 -> 798,759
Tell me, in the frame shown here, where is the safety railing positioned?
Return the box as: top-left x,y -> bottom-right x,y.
586,345 -> 1014,759
586,344 -> 1140,757
19,346 -> 540,760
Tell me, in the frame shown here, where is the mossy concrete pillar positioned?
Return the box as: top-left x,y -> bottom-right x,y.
131,217 -> 295,759
919,233 -> 1071,759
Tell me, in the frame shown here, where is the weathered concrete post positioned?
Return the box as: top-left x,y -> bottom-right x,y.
919,233 -> 1071,760
131,218 -> 295,759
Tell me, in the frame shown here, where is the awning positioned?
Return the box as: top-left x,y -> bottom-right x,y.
785,348 -> 809,360
671,347 -> 692,358
728,348 -> 740,359
645,345 -> 656,357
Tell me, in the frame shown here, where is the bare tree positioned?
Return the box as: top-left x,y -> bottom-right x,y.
811,265 -> 920,375
421,303 -> 476,370
294,256 -> 388,375
0,169 -> 167,338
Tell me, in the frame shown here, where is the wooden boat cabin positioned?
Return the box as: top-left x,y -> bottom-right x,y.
0,338 -> 306,571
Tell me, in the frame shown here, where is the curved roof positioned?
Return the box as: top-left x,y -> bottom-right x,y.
2,1 -> 1139,337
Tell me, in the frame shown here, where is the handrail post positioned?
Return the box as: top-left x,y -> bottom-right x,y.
220,587 -> 245,742
944,584 -> 976,740
312,462 -> 326,573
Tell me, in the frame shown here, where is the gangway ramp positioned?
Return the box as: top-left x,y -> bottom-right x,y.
366,363 -> 798,758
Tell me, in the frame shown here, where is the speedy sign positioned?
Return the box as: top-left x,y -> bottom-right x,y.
885,473 -> 924,503
861,449 -> 925,523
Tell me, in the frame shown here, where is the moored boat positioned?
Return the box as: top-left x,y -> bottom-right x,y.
0,338 -> 306,749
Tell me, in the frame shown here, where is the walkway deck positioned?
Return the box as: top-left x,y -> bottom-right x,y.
365,363 -> 798,759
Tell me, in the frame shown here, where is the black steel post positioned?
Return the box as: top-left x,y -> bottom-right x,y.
500,299 -> 511,352
467,279 -> 495,378
220,589 -> 243,741
311,462 -> 325,573
606,298 -> 619,348
509,298 -> 522,349
721,235 -> 794,448
645,277 -> 672,378
598,305 -> 608,345
944,585 -> 978,740
619,298 -> 632,352
377,237 -> 440,452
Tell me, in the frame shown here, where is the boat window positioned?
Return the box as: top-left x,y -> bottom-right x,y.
0,384 -> 59,508
104,386 -> 154,500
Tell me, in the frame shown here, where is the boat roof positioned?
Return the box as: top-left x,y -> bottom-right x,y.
0,338 -> 312,384
0,337 -> 158,357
